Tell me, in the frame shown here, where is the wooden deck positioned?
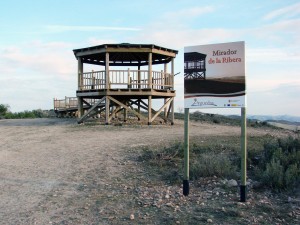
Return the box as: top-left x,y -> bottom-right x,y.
54,97 -> 100,117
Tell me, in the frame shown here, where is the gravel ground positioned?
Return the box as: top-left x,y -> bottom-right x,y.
0,118 -> 298,224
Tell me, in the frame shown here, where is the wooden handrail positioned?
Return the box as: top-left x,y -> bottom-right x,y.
78,70 -> 174,90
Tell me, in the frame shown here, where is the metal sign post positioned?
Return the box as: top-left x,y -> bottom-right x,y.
183,108 -> 190,196
240,107 -> 247,202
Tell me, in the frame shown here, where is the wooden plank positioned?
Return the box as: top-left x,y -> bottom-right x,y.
75,48 -> 106,57
152,48 -> 177,57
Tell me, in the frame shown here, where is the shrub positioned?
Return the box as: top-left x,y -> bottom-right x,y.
264,159 -> 284,189
257,136 -> 300,190
0,104 -> 10,118
190,153 -> 236,180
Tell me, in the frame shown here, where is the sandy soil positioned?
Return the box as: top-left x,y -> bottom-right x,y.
0,118 -> 297,224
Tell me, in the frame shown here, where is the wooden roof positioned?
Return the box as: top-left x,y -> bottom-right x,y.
73,43 -> 178,66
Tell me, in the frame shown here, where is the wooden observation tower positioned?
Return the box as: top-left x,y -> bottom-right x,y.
184,52 -> 206,80
73,43 -> 178,125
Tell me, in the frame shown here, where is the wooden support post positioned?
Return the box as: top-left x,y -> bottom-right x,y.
148,96 -> 152,125
164,63 -> 167,89
138,99 -> 141,121
78,97 -> 84,119
171,98 -> 174,125
183,108 -> 189,196
124,103 -> 128,122
240,107 -> 247,202
164,98 -> 167,119
171,58 -> 174,90
78,57 -> 83,90
148,52 -> 152,89
105,52 -> 109,90
105,96 -> 110,125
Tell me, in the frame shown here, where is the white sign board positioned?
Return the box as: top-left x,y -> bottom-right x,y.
184,41 -> 246,108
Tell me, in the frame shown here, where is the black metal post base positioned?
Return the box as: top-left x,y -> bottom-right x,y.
183,180 -> 189,196
240,185 -> 246,202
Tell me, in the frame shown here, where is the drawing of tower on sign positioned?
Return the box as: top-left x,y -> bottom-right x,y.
184,52 -> 207,80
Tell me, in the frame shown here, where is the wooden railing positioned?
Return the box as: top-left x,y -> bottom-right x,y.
78,70 -> 174,91
54,97 -> 97,111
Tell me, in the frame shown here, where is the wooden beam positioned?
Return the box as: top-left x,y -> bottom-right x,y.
150,97 -> 172,123
78,57 -> 83,90
78,97 -> 84,118
82,99 -> 92,107
129,100 -> 148,111
105,52 -> 109,89
108,96 -> 146,120
77,97 -> 106,123
148,96 -> 152,125
171,97 -> 174,125
152,48 -> 177,58
105,96 -> 110,125
148,52 -> 152,89
75,48 -> 107,57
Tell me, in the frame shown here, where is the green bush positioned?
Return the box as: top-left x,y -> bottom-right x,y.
190,153 -> 236,180
1,106 -> 49,119
138,135 -> 300,191
0,104 -> 9,118
264,159 -> 284,189
257,136 -> 300,190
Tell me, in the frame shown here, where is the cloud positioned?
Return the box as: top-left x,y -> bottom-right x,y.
87,37 -> 117,46
45,25 -> 141,33
0,41 -> 75,78
164,6 -> 214,19
263,2 -> 300,21
247,47 -> 300,63
133,28 -> 237,50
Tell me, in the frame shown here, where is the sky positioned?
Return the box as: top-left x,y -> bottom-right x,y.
0,0 -> 299,116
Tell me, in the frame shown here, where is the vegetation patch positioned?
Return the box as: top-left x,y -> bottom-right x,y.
0,104 -> 51,119
138,135 -> 300,191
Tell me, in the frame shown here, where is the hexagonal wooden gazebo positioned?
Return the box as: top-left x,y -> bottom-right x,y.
73,43 -> 178,125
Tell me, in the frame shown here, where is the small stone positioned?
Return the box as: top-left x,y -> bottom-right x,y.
227,179 -> 238,187
130,214 -> 135,220
176,221 -> 180,224
207,218 -> 213,223
222,207 -> 225,212
165,194 -> 170,199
